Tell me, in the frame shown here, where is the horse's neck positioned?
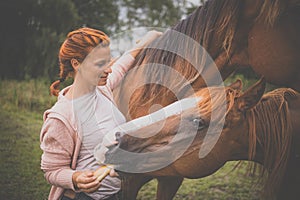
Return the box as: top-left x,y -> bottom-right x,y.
229,121 -> 265,164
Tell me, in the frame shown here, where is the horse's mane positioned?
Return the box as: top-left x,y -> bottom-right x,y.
258,0 -> 287,26
246,88 -> 297,198
127,0 -> 242,115
124,0 -> 284,117
195,86 -> 296,198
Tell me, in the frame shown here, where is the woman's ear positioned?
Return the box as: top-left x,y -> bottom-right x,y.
71,58 -> 80,71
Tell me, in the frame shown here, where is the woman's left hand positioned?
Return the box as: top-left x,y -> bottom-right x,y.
130,30 -> 163,57
72,170 -> 101,193
135,30 -> 163,48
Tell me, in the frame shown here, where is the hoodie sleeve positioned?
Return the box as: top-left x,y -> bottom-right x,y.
106,52 -> 135,90
40,117 -> 76,191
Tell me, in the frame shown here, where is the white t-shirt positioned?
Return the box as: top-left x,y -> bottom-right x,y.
72,88 -> 125,199
69,53 -> 134,199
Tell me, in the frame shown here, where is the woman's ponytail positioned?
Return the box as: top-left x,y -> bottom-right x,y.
49,65 -> 68,96
49,80 -> 61,96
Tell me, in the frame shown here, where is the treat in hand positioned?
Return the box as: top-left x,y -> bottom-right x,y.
93,165 -> 113,182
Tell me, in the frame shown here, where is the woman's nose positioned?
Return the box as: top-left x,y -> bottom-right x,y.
104,67 -> 112,74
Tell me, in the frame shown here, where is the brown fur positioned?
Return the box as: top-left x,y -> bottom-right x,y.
111,0 -> 300,199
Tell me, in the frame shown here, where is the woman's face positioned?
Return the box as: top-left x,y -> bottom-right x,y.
79,46 -> 112,86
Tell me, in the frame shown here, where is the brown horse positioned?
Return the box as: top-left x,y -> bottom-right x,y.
103,79 -> 300,199
115,0 -> 300,120
107,0 -> 300,199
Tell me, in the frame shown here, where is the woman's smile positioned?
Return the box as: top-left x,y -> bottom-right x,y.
98,67 -> 112,85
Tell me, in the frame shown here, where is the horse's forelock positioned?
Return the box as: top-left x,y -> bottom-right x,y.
195,87 -> 238,118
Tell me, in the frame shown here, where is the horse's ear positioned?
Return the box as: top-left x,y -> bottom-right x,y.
228,79 -> 243,90
237,77 -> 266,111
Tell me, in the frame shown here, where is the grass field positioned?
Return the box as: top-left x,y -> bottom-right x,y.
0,79 -> 264,200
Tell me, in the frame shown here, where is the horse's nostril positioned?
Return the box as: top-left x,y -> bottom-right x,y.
115,132 -> 122,142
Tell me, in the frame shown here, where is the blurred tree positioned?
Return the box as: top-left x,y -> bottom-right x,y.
26,0 -> 80,78
72,0 -> 119,34
0,0 -> 79,79
120,0 -> 190,30
0,0 -> 29,79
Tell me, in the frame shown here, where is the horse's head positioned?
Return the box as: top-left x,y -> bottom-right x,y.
96,78 -> 266,176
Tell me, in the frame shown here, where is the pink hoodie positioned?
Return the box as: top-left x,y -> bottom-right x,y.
40,53 -> 134,200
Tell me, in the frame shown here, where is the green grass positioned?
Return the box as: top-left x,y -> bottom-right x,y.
137,163 -> 262,200
0,79 -> 264,199
0,107 -> 49,199
0,79 -> 57,113
0,79 -> 56,199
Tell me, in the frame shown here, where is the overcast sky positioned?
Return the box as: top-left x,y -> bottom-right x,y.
187,0 -> 201,5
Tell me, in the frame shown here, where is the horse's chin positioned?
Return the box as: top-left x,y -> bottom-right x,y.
104,144 -> 179,174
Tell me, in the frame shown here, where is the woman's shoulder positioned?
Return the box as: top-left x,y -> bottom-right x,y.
44,97 -> 71,117
41,99 -> 78,144
43,97 -> 77,132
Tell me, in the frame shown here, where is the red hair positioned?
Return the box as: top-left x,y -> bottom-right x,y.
50,27 -> 110,96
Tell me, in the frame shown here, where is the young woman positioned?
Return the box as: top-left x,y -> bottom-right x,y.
40,27 -> 162,200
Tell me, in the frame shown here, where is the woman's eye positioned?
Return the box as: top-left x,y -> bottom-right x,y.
97,62 -> 106,68
97,59 -> 111,68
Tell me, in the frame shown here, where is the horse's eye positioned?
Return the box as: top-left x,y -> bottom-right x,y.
192,118 -> 206,130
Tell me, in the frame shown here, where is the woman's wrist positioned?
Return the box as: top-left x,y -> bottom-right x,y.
72,171 -> 80,190
127,46 -> 144,58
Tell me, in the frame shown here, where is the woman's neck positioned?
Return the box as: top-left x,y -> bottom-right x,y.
65,79 -> 96,100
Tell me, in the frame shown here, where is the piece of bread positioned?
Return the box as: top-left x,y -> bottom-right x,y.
93,165 -> 112,182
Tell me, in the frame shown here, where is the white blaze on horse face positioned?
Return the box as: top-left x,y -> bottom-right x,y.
124,96 -> 203,138
94,96 -> 203,164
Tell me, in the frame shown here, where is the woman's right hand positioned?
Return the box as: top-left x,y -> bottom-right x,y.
72,171 -> 101,193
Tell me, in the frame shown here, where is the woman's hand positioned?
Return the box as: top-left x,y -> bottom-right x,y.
135,30 -> 163,48
130,30 -> 163,57
72,171 -> 101,193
